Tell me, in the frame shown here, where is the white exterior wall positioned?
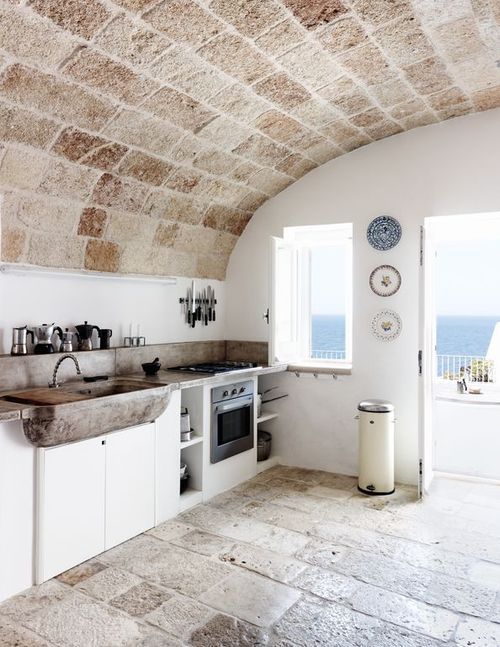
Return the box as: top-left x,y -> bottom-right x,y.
226,108 -> 500,485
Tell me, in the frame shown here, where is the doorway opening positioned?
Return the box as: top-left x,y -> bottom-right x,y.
421,213 -> 500,492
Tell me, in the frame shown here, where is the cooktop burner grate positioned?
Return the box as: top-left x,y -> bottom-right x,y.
167,361 -> 260,374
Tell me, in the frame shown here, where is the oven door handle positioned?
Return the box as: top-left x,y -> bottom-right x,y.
215,396 -> 253,413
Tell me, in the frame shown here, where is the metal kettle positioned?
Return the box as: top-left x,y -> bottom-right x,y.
33,323 -> 63,354
75,321 -> 100,351
60,329 -> 79,353
11,325 -> 34,355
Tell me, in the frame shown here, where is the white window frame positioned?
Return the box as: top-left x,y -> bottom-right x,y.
270,223 -> 353,370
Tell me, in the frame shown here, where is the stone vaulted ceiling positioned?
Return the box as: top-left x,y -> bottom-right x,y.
0,0 -> 499,279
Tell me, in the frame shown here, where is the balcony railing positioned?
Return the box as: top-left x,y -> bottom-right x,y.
436,354 -> 495,383
311,349 -> 346,360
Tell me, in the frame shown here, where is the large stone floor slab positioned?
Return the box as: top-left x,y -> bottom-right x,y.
0,467 -> 499,646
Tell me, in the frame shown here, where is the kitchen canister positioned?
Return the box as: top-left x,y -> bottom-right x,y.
180,408 -> 191,433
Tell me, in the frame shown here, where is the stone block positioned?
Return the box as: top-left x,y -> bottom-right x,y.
198,33 -> 272,84
92,173 -> 148,212
210,0 -> 286,37
117,151 -> 173,186
29,0 -> 110,39
77,207 -> 107,238
143,87 -> 217,133
63,48 -> 159,106
84,239 -> 121,272
143,0 -> 223,46
282,0 -> 348,30
0,64 -> 115,130
0,4 -> 76,68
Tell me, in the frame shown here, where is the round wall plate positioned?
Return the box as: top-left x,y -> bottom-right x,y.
371,310 -> 402,342
369,265 -> 401,297
367,215 -> 402,251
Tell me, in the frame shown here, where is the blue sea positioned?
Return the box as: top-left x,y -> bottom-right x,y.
311,314 -> 500,357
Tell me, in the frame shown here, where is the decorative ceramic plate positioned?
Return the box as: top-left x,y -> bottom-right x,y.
369,265 -> 402,297
371,310 -> 402,341
367,215 -> 402,251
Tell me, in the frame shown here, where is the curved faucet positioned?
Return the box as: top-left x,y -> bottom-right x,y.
49,354 -> 82,388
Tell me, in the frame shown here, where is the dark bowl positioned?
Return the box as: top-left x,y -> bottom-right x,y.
142,361 -> 161,376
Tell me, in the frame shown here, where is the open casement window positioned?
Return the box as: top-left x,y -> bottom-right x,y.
269,223 -> 353,369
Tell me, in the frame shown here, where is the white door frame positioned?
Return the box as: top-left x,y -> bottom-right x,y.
418,223 -> 437,497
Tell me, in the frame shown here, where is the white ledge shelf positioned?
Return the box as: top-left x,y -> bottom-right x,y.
257,411 -> 278,424
179,488 -> 202,511
180,435 -> 203,448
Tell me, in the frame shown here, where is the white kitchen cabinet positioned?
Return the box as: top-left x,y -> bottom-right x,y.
37,436 -> 105,583
105,423 -> 155,549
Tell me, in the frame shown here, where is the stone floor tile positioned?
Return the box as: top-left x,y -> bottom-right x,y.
180,505 -> 271,542
273,596 -> 381,646
205,490 -> 253,513
171,529 -> 235,557
199,570 -> 300,627
101,535 -> 231,597
272,492 -> 332,514
455,615 -> 500,646
110,581 -> 171,617
146,520 -> 194,542
219,542 -> 307,583
190,612 -> 269,646
0,614 -> 54,647
294,537 -> 348,568
0,580 -> 69,622
144,593 -> 213,639
56,559 -> 107,586
23,591 -> 165,647
332,548 -> 496,617
292,565 -> 358,602
253,525 -> 310,556
306,484 -> 355,501
368,623 -> 449,646
76,567 -> 143,602
232,480 -> 280,501
239,500 -> 318,533
264,477 -> 310,493
350,582 -> 459,641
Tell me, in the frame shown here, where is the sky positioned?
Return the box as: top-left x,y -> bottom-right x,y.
436,240 -> 500,316
311,246 -> 346,315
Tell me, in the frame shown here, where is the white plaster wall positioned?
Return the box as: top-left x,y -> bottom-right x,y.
0,272 -> 225,354
226,108 -> 500,485
433,399 -> 500,480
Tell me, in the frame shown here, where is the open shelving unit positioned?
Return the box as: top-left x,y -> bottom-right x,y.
256,411 -> 278,425
179,386 -> 205,512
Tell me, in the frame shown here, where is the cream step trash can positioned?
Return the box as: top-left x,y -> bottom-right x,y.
357,400 -> 395,495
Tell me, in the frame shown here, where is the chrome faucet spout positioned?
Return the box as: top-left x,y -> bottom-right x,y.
49,354 -> 82,388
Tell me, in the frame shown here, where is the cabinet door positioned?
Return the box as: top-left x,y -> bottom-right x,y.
105,423 -> 155,550
37,437 -> 105,583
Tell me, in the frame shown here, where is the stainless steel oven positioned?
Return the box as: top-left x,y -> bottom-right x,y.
211,380 -> 254,464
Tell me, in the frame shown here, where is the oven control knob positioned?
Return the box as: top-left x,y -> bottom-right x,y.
223,390 -> 229,397
239,387 -> 245,393
231,389 -> 238,395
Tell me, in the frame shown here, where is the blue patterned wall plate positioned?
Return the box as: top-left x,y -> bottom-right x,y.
367,216 -> 402,251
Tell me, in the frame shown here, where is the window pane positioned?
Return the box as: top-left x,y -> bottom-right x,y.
310,245 -> 347,361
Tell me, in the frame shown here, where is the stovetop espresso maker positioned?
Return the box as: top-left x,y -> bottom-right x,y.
75,321 -> 100,351
11,326 -> 34,356
32,324 -> 63,354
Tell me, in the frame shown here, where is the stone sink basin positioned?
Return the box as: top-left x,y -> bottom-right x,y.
1,378 -> 174,448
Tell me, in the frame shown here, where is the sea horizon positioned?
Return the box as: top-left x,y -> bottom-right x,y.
312,313 -> 500,357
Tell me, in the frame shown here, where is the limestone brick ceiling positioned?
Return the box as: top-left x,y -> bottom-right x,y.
0,0 -> 499,279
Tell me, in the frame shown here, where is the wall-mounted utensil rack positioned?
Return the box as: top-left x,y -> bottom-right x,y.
179,281 -> 217,328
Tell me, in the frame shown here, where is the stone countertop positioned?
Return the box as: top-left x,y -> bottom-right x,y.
0,365 -> 288,424
127,363 -> 287,389
0,400 -> 23,421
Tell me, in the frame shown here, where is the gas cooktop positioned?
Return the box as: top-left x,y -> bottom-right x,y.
167,361 -> 261,375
